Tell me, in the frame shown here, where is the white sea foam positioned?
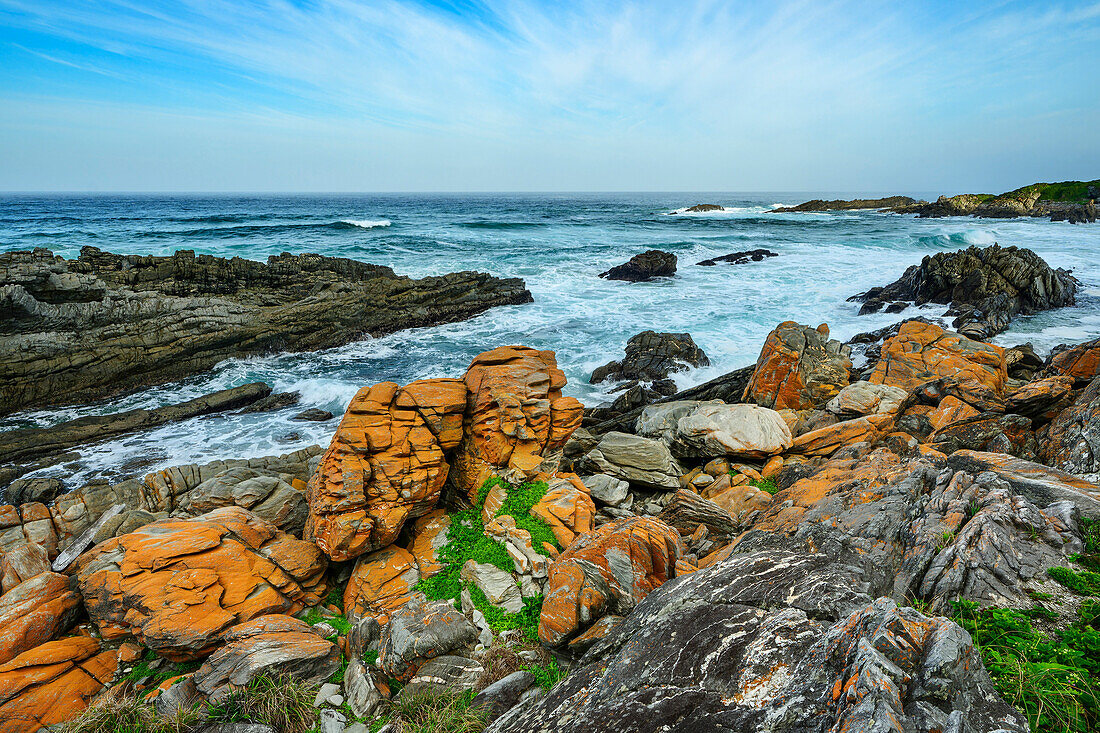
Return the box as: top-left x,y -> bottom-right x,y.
341,219 -> 391,228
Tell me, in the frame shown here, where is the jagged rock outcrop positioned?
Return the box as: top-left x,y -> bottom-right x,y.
889,181 -> 1099,222
598,250 -> 677,282
343,545 -> 422,625
451,347 -> 583,502
539,516 -> 683,648
0,246 -> 531,415
850,244 -> 1078,339
72,507 -> 327,660
590,331 -> 709,385
771,195 -> 918,212
0,572 -> 82,664
743,321 -> 851,411
305,379 -> 466,561
1041,375 -> 1100,478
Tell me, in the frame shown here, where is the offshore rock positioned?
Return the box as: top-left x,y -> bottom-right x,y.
850,244 -> 1077,339
306,378 -> 466,561
598,250 -> 677,282
771,195 -> 918,212
0,246 -> 531,415
590,331 -> 709,385
743,321 -> 851,411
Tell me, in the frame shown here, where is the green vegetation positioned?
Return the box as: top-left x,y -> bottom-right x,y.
325,585 -> 345,611
302,607 -> 352,639
526,658 -> 566,690
416,477 -> 561,642
730,470 -> 779,495
60,695 -> 202,733
1002,180 -> 1100,203
936,531 -> 956,551
371,689 -> 487,733
1049,566 -> 1100,597
121,649 -> 201,693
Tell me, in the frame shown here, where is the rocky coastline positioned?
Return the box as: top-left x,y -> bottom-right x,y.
2,243 -> 1100,733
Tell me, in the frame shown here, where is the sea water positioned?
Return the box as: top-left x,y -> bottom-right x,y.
2,193 -> 1098,486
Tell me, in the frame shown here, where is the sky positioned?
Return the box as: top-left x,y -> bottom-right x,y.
0,0 -> 1098,192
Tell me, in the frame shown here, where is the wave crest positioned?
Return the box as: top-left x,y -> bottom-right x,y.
340,219 -> 391,229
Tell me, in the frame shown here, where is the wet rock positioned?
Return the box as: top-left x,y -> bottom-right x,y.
849,244 -> 1077,339
239,390 -> 302,413
0,637 -> 118,733
292,408 -> 334,422
1040,375 -> 1100,476
378,597 -> 478,682
0,246 -> 531,416
771,195 -> 918,212
743,321 -> 851,411
193,615 -> 340,702
598,250 -> 677,282
579,432 -> 682,491
72,507 -> 327,660
682,203 -> 724,212
0,571 -> 82,664
539,516 -> 683,648
696,249 -> 777,266
590,331 -> 709,385
306,378 -> 466,561
2,477 -> 63,506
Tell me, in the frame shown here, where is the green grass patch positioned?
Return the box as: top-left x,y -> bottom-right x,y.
1049,566 -> 1100,596
370,688 -> 487,733
525,657 -> 566,691
1001,180 -> 1100,203
325,585 -> 345,611
121,649 -> 201,692
415,477 -> 560,643
952,600 -> 1100,732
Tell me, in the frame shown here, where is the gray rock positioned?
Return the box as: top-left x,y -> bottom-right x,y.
598,250 -> 676,282
461,560 -> 524,613
292,408 -> 334,422
634,401 -> 711,444
582,474 -> 630,506
379,597 -> 478,681
580,432 -> 682,491
178,467 -> 308,533
314,682 -> 342,708
398,655 -> 485,697
1042,374 -> 1100,476
319,708 -> 346,733
240,391 -> 302,413
344,659 -> 385,719
472,670 -> 536,723
153,675 -> 202,719
2,476 -> 63,505
947,449 -> 1100,520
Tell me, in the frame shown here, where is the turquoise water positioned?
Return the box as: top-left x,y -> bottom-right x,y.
2,193 -> 1098,485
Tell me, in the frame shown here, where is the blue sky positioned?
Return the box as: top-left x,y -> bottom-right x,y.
0,0 -> 1098,192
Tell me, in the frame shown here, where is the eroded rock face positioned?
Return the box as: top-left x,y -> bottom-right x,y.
306,379 -> 466,561
451,347 -> 583,501
0,637 -> 119,733
0,247 -> 532,416
743,321 -> 851,411
193,615 -> 340,702
539,516 -> 683,648
0,571 -> 83,664
494,551 -> 1025,733
868,321 -> 1007,407
1049,336 -> 1100,384
850,244 -> 1078,339
73,507 -> 327,660
1042,375 -> 1100,477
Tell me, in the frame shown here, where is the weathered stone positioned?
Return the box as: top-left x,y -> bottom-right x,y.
193,615 -> 340,702
590,331 -> 709,385
671,402 -> 793,459
399,654 -> 484,697
580,432 -> 681,491
72,507 -> 327,660
743,321 -> 852,410
344,545 -> 421,625
344,659 -> 386,718
530,476 -> 595,547
306,378 -> 466,561
1042,374 -> 1100,476
825,381 -> 907,417
378,597 -> 478,682
947,449 -> 1100,519
1006,375 -> 1076,421
1049,336 -> 1100,384
472,670 -> 536,723
0,637 -> 118,733
179,467 -> 308,534
0,572 -> 82,665
633,400 -> 710,444
582,474 -> 630,507
928,395 -> 981,432
405,509 -> 451,579
930,413 -> 1037,459
0,541 -> 49,593
657,490 -> 737,539
452,347 -> 583,501
462,561 -> 524,613
786,414 -> 890,457
539,517 -> 683,648
598,250 -> 676,282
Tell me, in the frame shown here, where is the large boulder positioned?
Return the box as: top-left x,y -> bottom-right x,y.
0,541 -> 50,594
598,250 -> 676,282
493,552 -> 1025,733
0,637 -> 118,733
177,467 -> 308,534
1049,336 -> 1100,385
451,347 -> 583,501
590,331 -> 709,385
539,517 -> 683,648
868,321 -> 1007,407
378,597 -> 478,682
579,432 -> 682,491
0,247 -> 531,416
826,381 -> 907,417
1042,375 -> 1100,477
343,545 -> 422,625
193,615 -> 341,702
306,378 -> 466,561
0,572 -> 82,664
743,321 -> 851,411
72,507 -> 328,660
671,402 -> 793,459
850,244 -> 1078,339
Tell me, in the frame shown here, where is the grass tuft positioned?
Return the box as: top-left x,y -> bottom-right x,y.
204,672 -> 318,733
60,695 -> 201,733
379,689 -> 487,733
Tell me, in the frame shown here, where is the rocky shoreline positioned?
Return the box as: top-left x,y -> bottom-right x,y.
1,243 -> 1100,733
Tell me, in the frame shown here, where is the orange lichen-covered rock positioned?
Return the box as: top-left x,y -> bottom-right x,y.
1006,375 -> 1075,421
306,378 -> 467,561
0,637 -> 118,733
539,516 -> 682,647
1040,376 -> 1100,478
706,482 -> 773,524
743,321 -> 852,411
0,542 -> 50,594
785,414 -> 892,457
344,545 -> 421,625
451,347 -> 583,501
0,572 -> 83,665
72,507 -> 327,661
530,475 -> 595,547
869,321 -> 1007,405
405,509 -> 451,580
928,395 -> 981,432
1049,336 -> 1100,385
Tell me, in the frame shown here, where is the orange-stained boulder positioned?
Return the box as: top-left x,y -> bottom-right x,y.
0,542 -> 50,594
0,572 -> 82,665
72,507 -> 327,661
928,395 -> 981,432
405,509 -> 451,579
785,414 -> 892,457
705,481 -> 773,524
743,322 -> 852,411
1006,375 -> 1076,422
306,378 -> 467,561
344,545 -> 421,625
869,321 -> 1007,406
1041,375 -> 1100,477
530,475 -> 595,547
539,516 -> 682,648
451,347 -> 583,501
0,637 -> 118,733
1049,336 -> 1100,385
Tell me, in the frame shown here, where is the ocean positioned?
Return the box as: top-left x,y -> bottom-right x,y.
2,192 -> 1099,487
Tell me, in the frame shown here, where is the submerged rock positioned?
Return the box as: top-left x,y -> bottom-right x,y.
598,250 -> 677,282
696,249 -> 777,266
